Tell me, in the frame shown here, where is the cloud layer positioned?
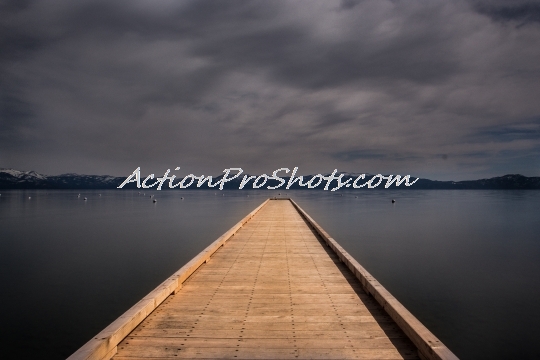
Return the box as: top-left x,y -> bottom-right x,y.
1,0 -> 540,179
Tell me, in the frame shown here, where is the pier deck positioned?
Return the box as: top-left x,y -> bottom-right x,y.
70,199 -> 457,360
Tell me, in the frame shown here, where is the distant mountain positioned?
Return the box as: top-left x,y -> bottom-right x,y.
1,168 -> 539,190
411,174 -> 540,190
0,169 -> 124,189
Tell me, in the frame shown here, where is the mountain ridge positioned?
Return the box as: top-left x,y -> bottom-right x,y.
1,168 -> 540,190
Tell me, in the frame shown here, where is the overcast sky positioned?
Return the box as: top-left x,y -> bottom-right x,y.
1,0 -> 540,180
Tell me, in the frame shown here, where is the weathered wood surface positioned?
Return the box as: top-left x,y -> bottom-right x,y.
110,199 -> 432,360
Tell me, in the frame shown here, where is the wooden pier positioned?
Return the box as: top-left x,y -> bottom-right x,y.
69,199 -> 457,360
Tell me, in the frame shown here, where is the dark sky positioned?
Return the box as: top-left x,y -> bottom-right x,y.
1,0 -> 540,180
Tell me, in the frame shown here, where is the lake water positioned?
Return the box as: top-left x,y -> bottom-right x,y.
1,189 -> 539,359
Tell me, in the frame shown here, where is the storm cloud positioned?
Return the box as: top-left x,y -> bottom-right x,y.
1,0 -> 540,180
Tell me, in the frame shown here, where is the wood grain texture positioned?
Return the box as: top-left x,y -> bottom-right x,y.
113,200 -> 423,360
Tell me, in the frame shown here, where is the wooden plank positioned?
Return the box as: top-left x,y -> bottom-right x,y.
117,336 -> 418,348
125,328 -> 408,339
133,321 -> 402,332
113,347 -> 419,359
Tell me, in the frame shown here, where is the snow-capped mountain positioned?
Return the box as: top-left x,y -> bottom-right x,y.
0,168 -> 125,189
1,168 -> 539,189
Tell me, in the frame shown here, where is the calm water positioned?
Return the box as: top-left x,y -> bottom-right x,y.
0,189 -> 539,359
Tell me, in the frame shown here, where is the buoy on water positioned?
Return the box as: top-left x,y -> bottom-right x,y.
181,197 -> 184,200
84,197 -> 87,201
153,199 -> 157,203
392,199 -> 396,203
